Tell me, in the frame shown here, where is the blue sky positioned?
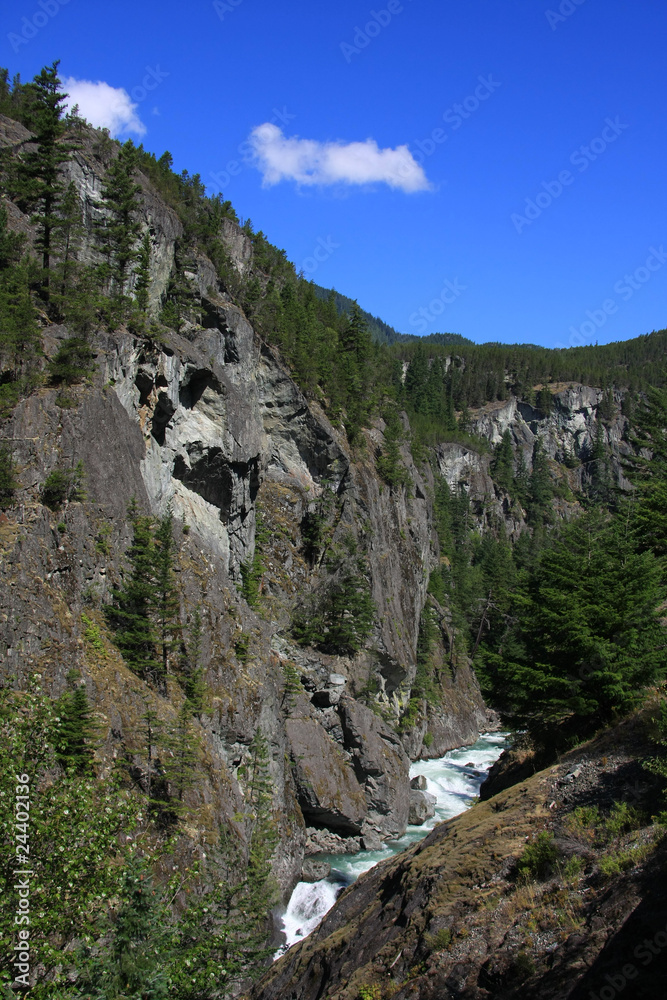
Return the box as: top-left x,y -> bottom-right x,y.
4,0 -> 667,347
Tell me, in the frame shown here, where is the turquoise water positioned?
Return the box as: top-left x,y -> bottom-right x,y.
277,731 -> 508,953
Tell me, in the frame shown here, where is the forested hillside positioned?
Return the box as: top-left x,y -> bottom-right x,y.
0,62 -> 665,1000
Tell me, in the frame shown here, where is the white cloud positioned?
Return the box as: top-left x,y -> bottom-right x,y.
63,77 -> 146,138
248,123 -> 431,193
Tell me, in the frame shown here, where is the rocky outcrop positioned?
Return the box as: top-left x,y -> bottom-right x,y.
437,385 -> 632,540
286,715 -> 368,835
408,789 -> 436,825
286,694 -> 412,842
338,696 -> 411,839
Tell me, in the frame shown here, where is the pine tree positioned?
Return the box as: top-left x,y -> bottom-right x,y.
493,509 -> 665,746
514,448 -> 530,504
54,684 -> 97,774
107,500 -> 162,683
281,661 -> 302,712
96,139 -> 142,294
0,443 -> 17,510
153,506 -> 181,687
491,429 -> 515,493
377,408 -> 409,490
624,384 -> 667,560
586,420 -> 613,505
339,303 -> 372,440
0,208 -> 40,413
108,501 -> 181,690
47,336 -> 97,386
52,180 -> 85,315
243,727 -> 279,959
165,702 -> 199,803
526,439 -> 553,525
14,62 -> 71,302
134,229 -> 152,311
80,858 -> 169,998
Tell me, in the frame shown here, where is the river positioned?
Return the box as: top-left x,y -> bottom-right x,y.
276,731 -> 508,956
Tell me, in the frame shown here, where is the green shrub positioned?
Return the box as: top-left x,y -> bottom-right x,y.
48,336 -> 97,386
235,633 -> 251,663
426,927 -> 451,951
0,443 -> 17,509
511,950 -> 536,980
40,462 -> 86,510
603,801 -> 641,840
358,985 -> 382,1000
516,831 -> 559,882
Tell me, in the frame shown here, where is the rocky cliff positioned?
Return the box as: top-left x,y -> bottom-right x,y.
0,113 -> 493,899
0,110 -> 640,921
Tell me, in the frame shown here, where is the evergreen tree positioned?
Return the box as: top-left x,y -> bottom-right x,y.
47,336 -> 97,386
514,448 -> 530,506
526,439 -> 553,525
107,499 -> 162,684
79,858 -> 169,998
13,62 -> 71,301
281,661 -> 302,712
135,229 -> 152,311
624,384 -> 667,560
108,501 -> 181,691
586,420 -> 613,505
0,208 -> 40,413
339,303 -> 373,441
491,509 -> 665,747
165,702 -> 199,803
153,506 -> 181,686
96,139 -> 142,294
54,684 -> 97,774
51,180 -> 85,316
491,429 -> 515,493
40,461 -> 87,509
0,443 -> 17,510
377,408 -> 409,490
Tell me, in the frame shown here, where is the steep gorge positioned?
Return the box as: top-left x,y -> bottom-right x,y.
0,105 -> 661,998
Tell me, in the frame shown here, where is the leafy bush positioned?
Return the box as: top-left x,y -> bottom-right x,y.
235,632 -> 251,663
47,336 -> 97,385
292,572 -> 375,654
40,462 -> 86,510
426,927 -> 452,951
515,831 -> 560,882
0,444 -> 17,509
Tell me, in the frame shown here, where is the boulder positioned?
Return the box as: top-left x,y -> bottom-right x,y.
301,859 -> 332,883
409,789 -> 437,826
360,826 -> 384,851
304,828 -> 362,856
287,717 -> 367,834
410,774 -> 428,791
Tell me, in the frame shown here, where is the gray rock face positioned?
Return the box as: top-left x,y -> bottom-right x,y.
286,716 -> 368,834
338,696 -> 411,839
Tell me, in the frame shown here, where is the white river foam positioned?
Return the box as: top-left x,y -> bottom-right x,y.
276,731 -> 508,956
